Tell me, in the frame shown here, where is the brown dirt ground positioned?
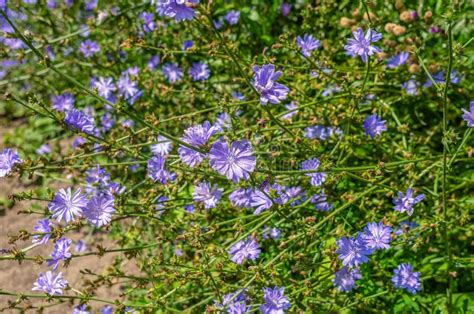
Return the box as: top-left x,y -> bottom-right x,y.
0,122 -> 136,313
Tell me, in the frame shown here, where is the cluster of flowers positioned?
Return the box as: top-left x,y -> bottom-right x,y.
214,287 -> 291,314
0,1 -> 473,312
28,164 -> 123,297
334,187 -> 425,293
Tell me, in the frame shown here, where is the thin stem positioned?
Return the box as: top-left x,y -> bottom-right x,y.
442,21 -> 454,313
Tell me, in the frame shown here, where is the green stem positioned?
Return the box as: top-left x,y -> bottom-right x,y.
442,21 -> 454,313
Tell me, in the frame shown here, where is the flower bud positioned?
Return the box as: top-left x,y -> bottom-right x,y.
393,25 -> 406,36
376,52 -> 387,59
409,64 -> 420,74
400,11 -> 414,23
395,0 -> 405,10
351,9 -> 360,18
428,64 -> 439,73
383,38 -> 396,47
340,17 -> 354,28
424,10 -> 433,24
363,11 -> 377,21
385,23 -> 397,33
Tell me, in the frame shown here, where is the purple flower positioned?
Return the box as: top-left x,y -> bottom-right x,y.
387,52 -> 410,68
311,190 -> 333,211
229,188 -> 253,208
333,267 -> 362,292
79,40 -> 100,58
72,136 -> 87,149
282,102 -> 298,120
36,144 -> 52,155
46,0 -> 57,9
0,148 -> 22,177
395,220 -> 418,236
93,77 -> 116,100
147,155 -> 172,183
85,0 -> 98,11
363,114 -> 387,138
140,12 -> 156,32
281,3 -> 292,16
225,10 -> 240,25
192,181 -> 223,209
462,101 -> 474,127
49,187 -> 87,224
107,182 -> 125,195
228,236 -> 260,264
215,112 -> 231,131
155,0 -> 199,22
274,185 -> 305,206
32,271 -> 67,295
424,70 -> 462,88
252,64 -> 289,105
117,74 -> 141,104
232,91 -> 245,100
297,34 -> 320,57
336,235 -> 372,267
215,290 -> 248,313
189,62 -> 210,81
65,109 -> 95,135
263,226 -> 281,240
148,55 -> 160,70
178,121 -> 219,167
392,263 -> 421,294
285,186 -> 306,206
344,28 -> 382,63
73,305 -> 90,314
101,113 -> 115,132
250,189 -> 273,215
260,286 -> 291,314
301,158 -> 327,187
86,165 -> 110,186
393,188 -> 425,216
423,71 -> 444,88
128,66 -> 140,77
48,237 -> 72,269
305,125 -> 333,140
51,93 -> 75,112
75,240 -> 87,253
322,84 -> 342,97
361,222 -> 392,250
101,306 -> 114,314
84,194 -> 115,227
213,18 -> 224,29
155,196 -> 169,214
122,119 -> 134,128
183,40 -> 193,50
209,138 -> 256,182
32,219 -> 52,245
402,79 -> 419,96
162,63 -> 183,83
151,135 -> 173,155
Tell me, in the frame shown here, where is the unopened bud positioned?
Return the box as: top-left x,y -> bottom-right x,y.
395,0 -> 405,11
363,12 -> 377,21
409,64 -> 420,74
383,39 -> 397,47
340,17 -> 354,28
424,10 -> 433,24
428,64 -> 439,73
393,25 -> 406,36
385,23 -> 397,33
400,11 -> 414,23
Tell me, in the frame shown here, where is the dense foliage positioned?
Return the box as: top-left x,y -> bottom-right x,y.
0,0 -> 473,313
